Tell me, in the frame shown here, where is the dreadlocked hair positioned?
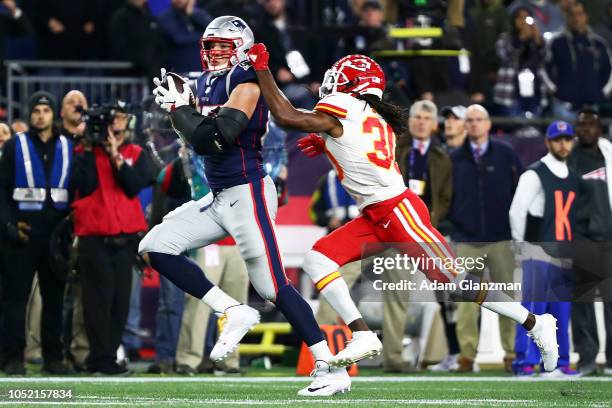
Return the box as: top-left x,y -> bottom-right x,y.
356,94 -> 408,137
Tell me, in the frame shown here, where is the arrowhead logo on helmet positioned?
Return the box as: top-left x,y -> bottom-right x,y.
319,55 -> 386,99
200,16 -> 254,76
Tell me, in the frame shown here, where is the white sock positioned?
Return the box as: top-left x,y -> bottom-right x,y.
481,301 -> 529,325
303,250 -> 363,325
320,278 -> 363,325
309,340 -> 334,362
202,286 -> 240,313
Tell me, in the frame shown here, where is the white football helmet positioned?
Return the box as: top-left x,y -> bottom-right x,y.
200,16 -> 254,76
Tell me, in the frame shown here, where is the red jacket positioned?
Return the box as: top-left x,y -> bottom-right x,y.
72,144 -> 149,236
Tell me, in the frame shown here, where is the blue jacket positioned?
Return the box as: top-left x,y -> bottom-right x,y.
448,138 -> 523,242
262,119 -> 288,182
157,7 -> 212,73
543,28 -> 612,108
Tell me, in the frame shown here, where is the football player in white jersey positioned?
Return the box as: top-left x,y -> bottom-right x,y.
142,17 -> 351,397
247,43 -> 560,374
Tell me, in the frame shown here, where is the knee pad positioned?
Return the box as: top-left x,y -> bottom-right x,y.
137,230 -> 154,255
236,232 -> 272,262
138,225 -> 180,256
255,285 -> 277,302
302,250 -> 340,283
244,256 -> 278,302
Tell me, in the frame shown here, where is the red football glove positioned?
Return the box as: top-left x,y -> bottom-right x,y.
247,43 -> 270,71
297,133 -> 325,158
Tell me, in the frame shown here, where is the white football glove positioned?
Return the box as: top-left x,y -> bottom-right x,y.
158,67 -> 167,83
152,75 -> 190,113
151,67 -> 168,101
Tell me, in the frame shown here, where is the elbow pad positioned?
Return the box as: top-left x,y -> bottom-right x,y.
169,106 -> 249,155
216,107 -> 249,145
169,106 -> 222,154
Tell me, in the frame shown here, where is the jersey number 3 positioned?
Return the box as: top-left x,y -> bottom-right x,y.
364,117 -> 399,171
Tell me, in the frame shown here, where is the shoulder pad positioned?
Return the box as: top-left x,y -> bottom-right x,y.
195,72 -> 208,92
314,93 -> 354,119
226,64 -> 257,96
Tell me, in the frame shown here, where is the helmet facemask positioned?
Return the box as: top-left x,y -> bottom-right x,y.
319,68 -> 352,98
200,37 -> 243,76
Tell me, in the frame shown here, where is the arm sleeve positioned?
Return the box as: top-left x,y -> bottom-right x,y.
70,150 -> 99,199
115,147 -> 156,198
509,170 -> 541,241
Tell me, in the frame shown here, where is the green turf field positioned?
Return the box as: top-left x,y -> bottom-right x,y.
0,369 -> 610,407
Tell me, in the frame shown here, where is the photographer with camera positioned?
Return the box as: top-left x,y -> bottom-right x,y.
71,102 -> 154,376
0,91 -> 73,375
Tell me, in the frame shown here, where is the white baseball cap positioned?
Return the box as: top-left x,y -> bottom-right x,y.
441,105 -> 467,120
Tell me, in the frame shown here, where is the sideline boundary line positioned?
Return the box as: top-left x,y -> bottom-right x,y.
0,376 -> 609,383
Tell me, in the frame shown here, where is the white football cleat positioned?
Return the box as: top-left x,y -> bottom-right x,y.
329,331 -> 382,368
297,360 -> 351,397
528,313 -> 559,372
209,304 -> 260,362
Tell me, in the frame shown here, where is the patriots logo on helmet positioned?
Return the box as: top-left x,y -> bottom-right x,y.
230,19 -> 247,31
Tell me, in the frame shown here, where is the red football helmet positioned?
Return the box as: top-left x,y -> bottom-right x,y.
319,55 -> 386,99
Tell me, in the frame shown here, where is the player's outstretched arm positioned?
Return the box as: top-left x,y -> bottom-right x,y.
247,43 -> 342,137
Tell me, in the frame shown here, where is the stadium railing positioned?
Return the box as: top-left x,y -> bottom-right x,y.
5,60 -> 150,122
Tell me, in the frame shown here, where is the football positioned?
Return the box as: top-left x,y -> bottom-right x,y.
162,71 -> 198,110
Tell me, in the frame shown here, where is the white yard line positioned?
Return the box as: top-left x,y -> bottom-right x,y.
0,398 -> 546,406
0,376 -> 609,383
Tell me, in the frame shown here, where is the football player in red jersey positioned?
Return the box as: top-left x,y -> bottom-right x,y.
247,44 -> 561,372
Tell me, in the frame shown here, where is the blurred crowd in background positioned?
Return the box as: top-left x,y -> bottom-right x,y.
2,0 -> 612,118
0,0 -> 610,379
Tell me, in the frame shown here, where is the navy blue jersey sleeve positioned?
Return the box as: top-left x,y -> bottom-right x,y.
195,73 -> 208,102
227,64 -> 258,95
